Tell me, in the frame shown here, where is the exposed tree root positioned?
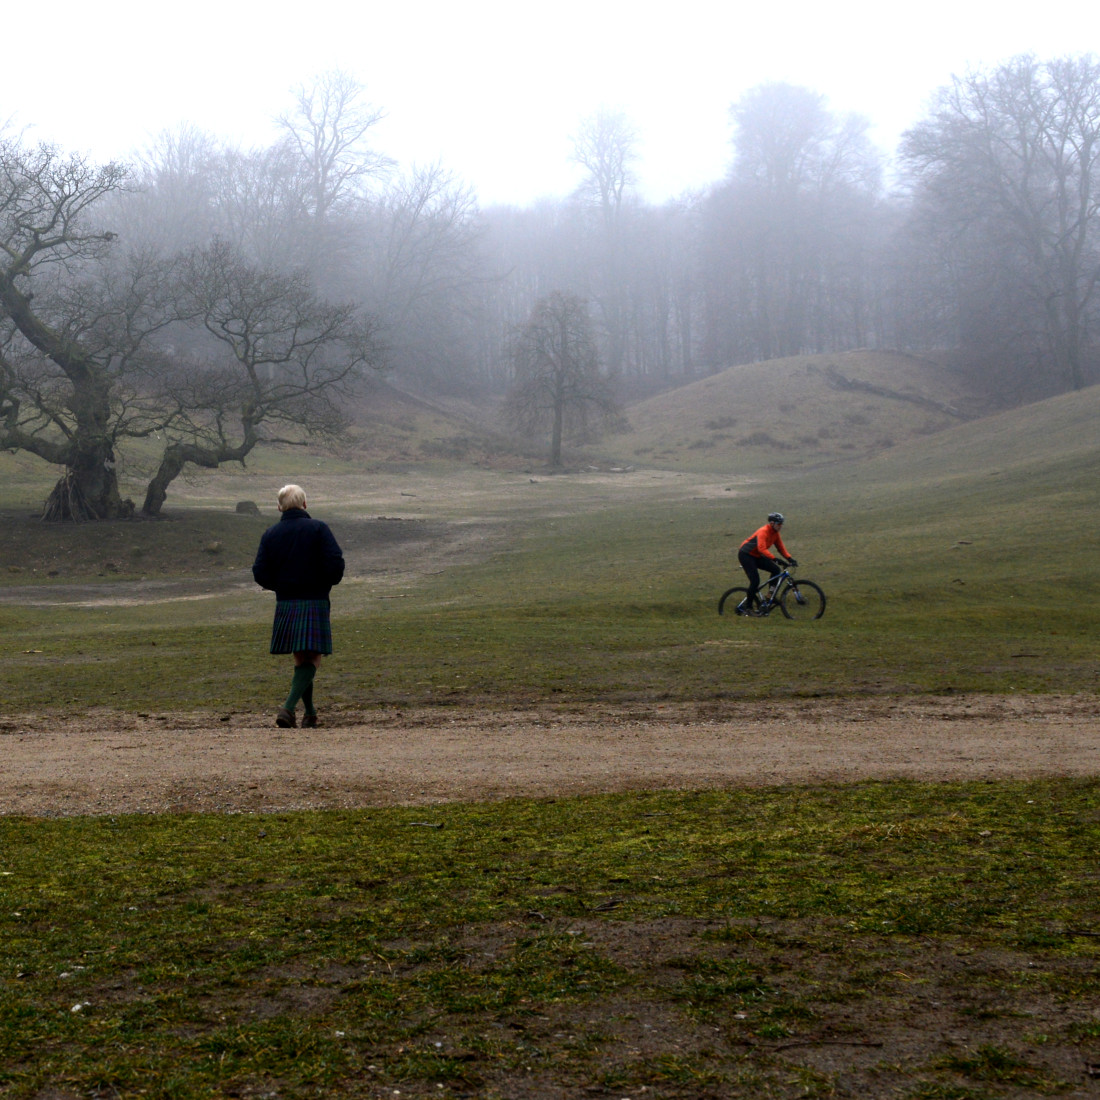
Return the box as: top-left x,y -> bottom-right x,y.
41,471 -> 133,522
42,471 -> 102,523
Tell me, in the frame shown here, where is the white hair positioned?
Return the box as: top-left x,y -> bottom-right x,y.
277,484 -> 307,511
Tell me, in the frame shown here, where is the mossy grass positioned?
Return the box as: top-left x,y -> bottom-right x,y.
2,779 -> 1097,1097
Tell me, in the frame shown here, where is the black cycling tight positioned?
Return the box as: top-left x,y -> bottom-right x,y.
738,548 -> 782,607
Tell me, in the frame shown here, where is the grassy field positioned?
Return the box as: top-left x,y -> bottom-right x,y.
3,780 -> 1099,1098
1,365 -> 1098,1097
2,380 -> 1098,710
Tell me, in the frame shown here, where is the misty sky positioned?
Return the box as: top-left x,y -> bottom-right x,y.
5,0 -> 1097,206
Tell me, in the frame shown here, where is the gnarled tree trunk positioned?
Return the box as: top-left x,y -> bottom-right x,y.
142,436 -> 256,517
42,445 -> 131,522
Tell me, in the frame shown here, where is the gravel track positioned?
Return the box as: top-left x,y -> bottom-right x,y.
2,693 -> 1097,817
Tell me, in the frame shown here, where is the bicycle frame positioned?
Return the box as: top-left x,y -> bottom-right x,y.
755,570 -> 792,612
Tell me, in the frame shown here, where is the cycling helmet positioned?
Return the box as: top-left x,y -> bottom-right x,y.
767,512 -> 785,524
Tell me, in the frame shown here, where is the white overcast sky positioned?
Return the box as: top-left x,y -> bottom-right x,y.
3,0 -> 1097,207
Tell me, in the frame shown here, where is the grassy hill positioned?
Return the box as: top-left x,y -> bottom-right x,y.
786,378 -> 1100,582
834,377 -> 1100,490
605,349 -> 988,473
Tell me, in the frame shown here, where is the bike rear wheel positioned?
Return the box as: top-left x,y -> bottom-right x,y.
718,587 -> 753,616
779,579 -> 826,620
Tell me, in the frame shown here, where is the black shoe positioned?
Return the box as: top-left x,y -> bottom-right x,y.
301,713 -> 318,728
276,707 -> 296,728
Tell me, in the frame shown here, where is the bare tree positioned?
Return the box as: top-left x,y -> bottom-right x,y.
277,70 -> 391,224
0,140 -> 161,519
570,109 -> 639,375
0,136 -> 381,521
141,239 -> 380,515
355,163 -> 488,388
731,83 -> 880,196
571,109 -> 638,231
102,125 -> 223,257
698,83 -> 883,366
902,54 -> 1100,394
502,291 -> 620,467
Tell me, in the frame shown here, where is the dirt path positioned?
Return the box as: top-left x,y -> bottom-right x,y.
2,694 -> 1097,817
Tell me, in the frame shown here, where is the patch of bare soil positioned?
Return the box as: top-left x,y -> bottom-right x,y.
1,693 -> 1097,817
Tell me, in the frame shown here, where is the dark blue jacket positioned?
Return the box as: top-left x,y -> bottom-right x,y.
252,508 -> 344,601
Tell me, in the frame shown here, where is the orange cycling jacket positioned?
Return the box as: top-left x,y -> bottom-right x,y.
740,524 -> 791,561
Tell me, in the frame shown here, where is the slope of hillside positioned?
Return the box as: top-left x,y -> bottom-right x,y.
850,379 -> 1100,485
347,379 -> 521,465
803,379 -> 1100,540
605,350 -> 987,473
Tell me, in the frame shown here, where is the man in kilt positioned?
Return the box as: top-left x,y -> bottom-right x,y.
252,484 -> 345,728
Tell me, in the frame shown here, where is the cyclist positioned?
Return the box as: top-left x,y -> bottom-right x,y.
737,512 -> 797,615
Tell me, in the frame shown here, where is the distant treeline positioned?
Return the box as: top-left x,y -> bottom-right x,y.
80,60 -> 1100,402
2,59 -> 1098,516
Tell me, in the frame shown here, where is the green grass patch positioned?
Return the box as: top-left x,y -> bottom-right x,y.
1,379 -> 1098,710
2,779 -> 1096,1097
2,439 -> 1098,710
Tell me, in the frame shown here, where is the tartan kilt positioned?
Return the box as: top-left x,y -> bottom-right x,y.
270,599 -> 333,655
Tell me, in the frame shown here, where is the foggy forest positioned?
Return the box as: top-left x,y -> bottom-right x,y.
2,55 -> 1098,519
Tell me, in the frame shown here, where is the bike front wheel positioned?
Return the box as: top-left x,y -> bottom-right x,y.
779,580 -> 826,620
718,587 -> 753,616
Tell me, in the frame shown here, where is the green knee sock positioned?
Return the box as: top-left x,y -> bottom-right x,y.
283,664 -> 316,712
302,678 -> 316,716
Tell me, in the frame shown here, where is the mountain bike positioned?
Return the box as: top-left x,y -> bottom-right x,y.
718,567 -> 826,620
